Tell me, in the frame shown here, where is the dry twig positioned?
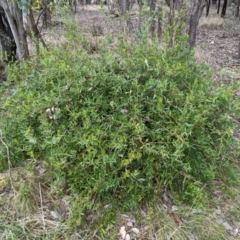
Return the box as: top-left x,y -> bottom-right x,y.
0,130 -> 16,194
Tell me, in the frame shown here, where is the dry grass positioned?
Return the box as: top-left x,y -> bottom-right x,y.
199,17 -> 224,30
194,46 -> 213,67
0,167 -> 67,239
2,167 -> 238,239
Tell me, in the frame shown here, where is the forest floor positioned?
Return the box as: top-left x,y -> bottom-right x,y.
1,4 -> 240,240
196,8 -> 240,83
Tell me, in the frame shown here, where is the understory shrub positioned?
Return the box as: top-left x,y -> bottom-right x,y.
0,35 -> 239,225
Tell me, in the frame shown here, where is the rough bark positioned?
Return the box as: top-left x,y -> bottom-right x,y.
165,0 -> 176,7
69,0 -> 77,13
187,0 -> 206,47
0,0 -> 29,60
235,0 -> 240,17
206,0 -> 210,16
118,0 -> 130,14
221,0 -> 228,17
0,7 -> 16,62
217,0 -> 221,14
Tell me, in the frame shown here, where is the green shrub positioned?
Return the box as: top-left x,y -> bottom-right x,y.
0,35 -> 239,225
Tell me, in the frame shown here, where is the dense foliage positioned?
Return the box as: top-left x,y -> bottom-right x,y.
0,34 -> 239,225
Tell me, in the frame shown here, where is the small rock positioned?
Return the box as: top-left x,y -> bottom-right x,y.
120,226 -> 127,239
222,222 -> 233,231
143,225 -> 149,231
132,227 -> 140,234
216,218 -> 224,225
50,211 -> 61,220
171,205 -> 178,212
162,204 -> 168,209
61,197 -> 70,207
104,204 -> 111,209
215,209 -> 221,215
140,210 -> 147,217
120,109 -> 128,113
9,192 -> 15,198
126,221 -> 133,227
121,214 -> 135,223
186,234 -> 196,240
121,214 -> 130,219
125,234 -> 131,240
231,228 -> 238,237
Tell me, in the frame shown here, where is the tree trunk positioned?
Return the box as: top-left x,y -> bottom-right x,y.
23,10 -> 48,54
41,0 -> 51,27
118,0 -> 130,14
235,0 -> 240,17
69,0 -> 77,13
217,0 -> 221,14
221,0 -> 228,17
187,0 -> 206,47
168,0 -> 175,47
0,0 -> 29,60
0,7 -> 16,62
206,0 -> 210,16
165,0 -> 176,7
157,3 -> 163,41
149,0 -> 157,37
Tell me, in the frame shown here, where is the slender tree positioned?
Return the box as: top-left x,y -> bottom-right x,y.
149,0 -> 157,37
0,0 -> 29,60
41,0 -> 51,26
235,0 -> 240,17
187,0 -> 207,47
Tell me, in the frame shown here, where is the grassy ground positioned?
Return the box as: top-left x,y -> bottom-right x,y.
1,166 -> 240,239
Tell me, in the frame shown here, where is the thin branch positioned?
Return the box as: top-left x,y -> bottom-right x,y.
0,130 -> 15,193
36,4 -> 49,27
36,5 -> 48,28
39,181 -> 46,230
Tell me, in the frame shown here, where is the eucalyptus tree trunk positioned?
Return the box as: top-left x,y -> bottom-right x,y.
165,0 -> 205,47
0,7 -> 16,62
118,0 -> 132,32
0,0 -> 29,60
118,0 -> 130,14
187,0 -> 206,47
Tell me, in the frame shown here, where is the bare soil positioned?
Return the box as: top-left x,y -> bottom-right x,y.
197,8 -> 240,83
